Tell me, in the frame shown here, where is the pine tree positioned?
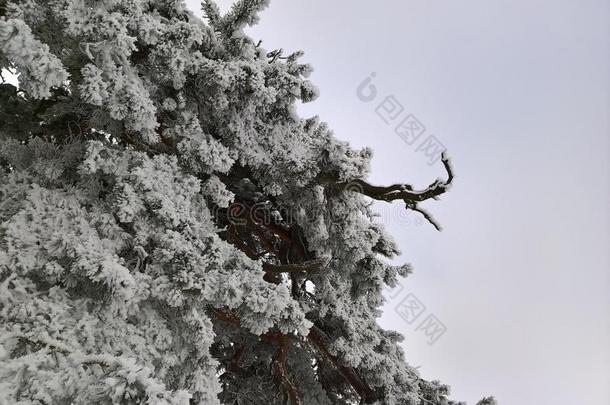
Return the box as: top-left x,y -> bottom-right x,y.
0,1 -> 495,404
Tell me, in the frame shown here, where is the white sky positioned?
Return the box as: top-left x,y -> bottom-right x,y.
194,1 -> 610,404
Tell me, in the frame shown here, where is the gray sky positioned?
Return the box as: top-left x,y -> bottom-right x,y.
188,1 -> 610,403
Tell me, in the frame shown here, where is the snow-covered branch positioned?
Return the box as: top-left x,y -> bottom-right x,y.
307,326 -> 379,404
209,308 -> 379,404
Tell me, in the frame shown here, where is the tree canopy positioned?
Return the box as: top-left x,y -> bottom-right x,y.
0,1 -> 494,404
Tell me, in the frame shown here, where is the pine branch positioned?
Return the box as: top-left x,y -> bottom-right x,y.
335,152 -> 453,204
273,333 -> 301,405
0,185 -> 29,211
209,309 -> 379,404
200,0 -> 222,28
209,307 -> 242,326
219,0 -> 270,34
323,152 -> 454,231
307,326 -> 379,404
6,333 -> 73,355
208,309 -> 301,403
227,225 -> 259,259
222,201 -> 322,274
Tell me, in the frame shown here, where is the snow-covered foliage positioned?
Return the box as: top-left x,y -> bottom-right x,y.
0,1 -> 493,404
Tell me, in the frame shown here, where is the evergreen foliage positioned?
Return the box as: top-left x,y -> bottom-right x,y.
0,1 -> 494,404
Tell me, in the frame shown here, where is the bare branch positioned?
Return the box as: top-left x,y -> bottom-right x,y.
322,152 -> 454,231
408,204 -> 442,231
336,152 -> 453,204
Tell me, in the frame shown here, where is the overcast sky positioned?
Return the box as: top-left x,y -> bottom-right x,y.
187,1 -> 610,403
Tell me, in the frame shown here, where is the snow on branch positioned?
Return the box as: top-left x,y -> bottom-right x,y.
209,308 -> 378,404
219,0 -> 270,34
201,0 -> 222,28
307,325 -> 379,404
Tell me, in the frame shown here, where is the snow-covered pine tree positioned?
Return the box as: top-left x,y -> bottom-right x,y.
0,1 -> 495,404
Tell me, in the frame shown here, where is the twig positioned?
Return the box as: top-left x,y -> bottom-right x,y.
408,204 -> 442,231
